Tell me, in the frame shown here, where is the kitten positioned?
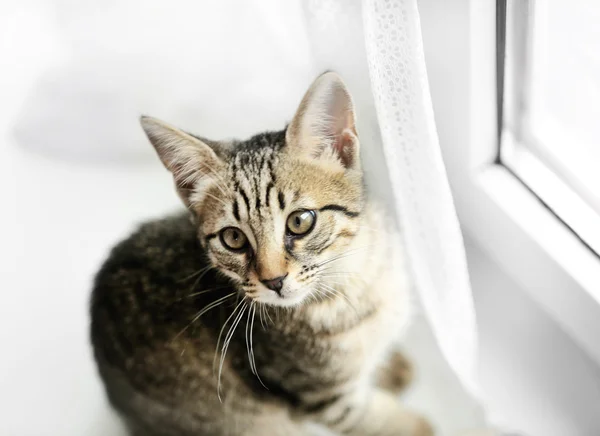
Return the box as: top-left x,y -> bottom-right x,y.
91,72 -> 433,436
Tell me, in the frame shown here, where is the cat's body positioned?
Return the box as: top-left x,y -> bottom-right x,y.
91,73 -> 432,435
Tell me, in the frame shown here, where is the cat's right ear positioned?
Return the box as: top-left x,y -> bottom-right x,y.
286,72 -> 359,170
140,116 -> 225,208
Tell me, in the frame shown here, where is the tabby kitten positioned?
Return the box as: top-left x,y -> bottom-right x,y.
91,72 -> 433,436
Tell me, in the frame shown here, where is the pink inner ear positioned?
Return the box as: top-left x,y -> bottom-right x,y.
326,88 -> 357,168
333,129 -> 356,168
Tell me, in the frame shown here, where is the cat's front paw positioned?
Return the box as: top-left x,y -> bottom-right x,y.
391,410 -> 434,436
376,350 -> 414,394
412,415 -> 434,436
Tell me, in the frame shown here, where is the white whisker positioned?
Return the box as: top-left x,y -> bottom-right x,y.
257,303 -> 264,329
217,301 -> 248,401
250,304 -> 269,390
244,302 -> 257,375
315,245 -> 373,269
213,298 -> 246,374
171,292 -> 235,343
264,305 -> 274,326
177,265 -> 213,283
319,282 -> 359,315
314,286 -> 336,302
185,284 -> 231,299
324,278 -> 366,294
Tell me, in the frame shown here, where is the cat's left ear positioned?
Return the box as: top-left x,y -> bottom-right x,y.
140,116 -> 226,208
286,72 -> 359,169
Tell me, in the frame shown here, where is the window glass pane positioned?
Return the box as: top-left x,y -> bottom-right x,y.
525,0 -> 600,214
502,0 -> 600,254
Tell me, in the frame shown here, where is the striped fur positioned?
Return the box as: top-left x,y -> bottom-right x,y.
91,73 -> 433,435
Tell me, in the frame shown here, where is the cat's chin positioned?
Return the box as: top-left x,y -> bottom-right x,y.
254,288 -> 310,308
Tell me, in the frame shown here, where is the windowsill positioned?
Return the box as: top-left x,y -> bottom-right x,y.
466,163 -> 600,365
468,235 -> 600,436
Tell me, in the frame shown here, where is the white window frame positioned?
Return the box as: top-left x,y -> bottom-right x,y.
500,0 -> 600,255
422,0 -> 600,366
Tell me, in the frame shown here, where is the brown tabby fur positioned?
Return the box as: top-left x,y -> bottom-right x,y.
91,72 -> 433,435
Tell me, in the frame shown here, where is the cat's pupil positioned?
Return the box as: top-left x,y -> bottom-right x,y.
295,217 -> 301,227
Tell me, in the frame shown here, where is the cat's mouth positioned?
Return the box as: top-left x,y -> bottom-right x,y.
254,284 -> 311,307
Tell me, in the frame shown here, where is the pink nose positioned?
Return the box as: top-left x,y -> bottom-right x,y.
260,274 -> 288,294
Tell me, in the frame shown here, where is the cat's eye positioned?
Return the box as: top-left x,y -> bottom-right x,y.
286,210 -> 316,236
220,227 -> 248,251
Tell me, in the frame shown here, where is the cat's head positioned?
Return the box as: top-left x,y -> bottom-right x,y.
142,72 -> 364,307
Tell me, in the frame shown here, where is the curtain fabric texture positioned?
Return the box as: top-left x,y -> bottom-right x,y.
363,0 -> 480,396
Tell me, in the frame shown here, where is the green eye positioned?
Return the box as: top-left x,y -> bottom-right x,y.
286,210 -> 316,236
220,227 -> 248,251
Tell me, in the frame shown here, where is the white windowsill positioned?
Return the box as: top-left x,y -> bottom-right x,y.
469,163 -> 600,365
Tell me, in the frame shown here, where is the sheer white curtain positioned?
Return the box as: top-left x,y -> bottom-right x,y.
364,0 -> 480,397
